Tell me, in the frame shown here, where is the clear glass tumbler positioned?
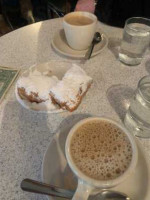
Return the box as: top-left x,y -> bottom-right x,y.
119,17 -> 150,66
124,76 -> 150,138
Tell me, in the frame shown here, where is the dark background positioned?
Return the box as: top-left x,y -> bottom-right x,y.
0,0 -> 150,36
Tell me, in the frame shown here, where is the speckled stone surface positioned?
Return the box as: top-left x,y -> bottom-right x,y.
0,18 -> 150,200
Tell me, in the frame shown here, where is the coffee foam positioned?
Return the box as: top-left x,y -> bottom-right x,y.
65,15 -> 93,26
70,120 -> 132,181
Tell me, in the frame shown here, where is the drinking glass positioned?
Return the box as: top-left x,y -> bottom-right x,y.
119,17 -> 150,66
124,76 -> 150,138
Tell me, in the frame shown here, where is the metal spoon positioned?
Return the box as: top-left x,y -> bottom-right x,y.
21,179 -> 74,199
85,32 -> 102,60
90,190 -> 131,200
21,179 -> 131,200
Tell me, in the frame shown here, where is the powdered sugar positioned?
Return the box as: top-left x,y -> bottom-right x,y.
25,99 -> 59,111
15,85 -> 59,112
16,63 -> 92,112
50,64 -> 93,110
17,71 -> 59,101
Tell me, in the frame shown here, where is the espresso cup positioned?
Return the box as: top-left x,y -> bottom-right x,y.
65,117 -> 138,200
63,11 -> 97,50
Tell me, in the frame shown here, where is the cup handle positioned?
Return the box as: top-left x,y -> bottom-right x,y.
72,179 -> 93,200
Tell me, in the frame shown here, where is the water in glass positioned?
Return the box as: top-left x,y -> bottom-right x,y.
119,23 -> 150,65
124,77 -> 150,138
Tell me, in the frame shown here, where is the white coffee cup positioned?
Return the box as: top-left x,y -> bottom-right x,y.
63,11 -> 97,50
65,117 -> 138,200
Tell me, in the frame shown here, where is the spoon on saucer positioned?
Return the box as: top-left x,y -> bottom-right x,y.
21,179 -> 74,199
21,178 -> 131,199
90,190 -> 131,200
85,32 -> 102,60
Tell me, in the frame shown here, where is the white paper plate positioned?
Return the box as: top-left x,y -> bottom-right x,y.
15,61 -> 72,113
42,115 -> 150,200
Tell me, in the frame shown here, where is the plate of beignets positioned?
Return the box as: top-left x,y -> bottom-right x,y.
15,61 -> 93,113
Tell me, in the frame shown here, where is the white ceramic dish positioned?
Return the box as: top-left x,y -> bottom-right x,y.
42,116 -> 150,200
15,61 -> 72,113
51,28 -> 108,58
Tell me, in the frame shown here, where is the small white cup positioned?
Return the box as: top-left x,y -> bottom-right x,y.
63,11 -> 97,50
65,117 -> 138,200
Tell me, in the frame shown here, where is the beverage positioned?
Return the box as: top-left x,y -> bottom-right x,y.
63,12 -> 97,50
70,120 -> 132,180
124,76 -> 150,138
119,18 -> 150,66
65,15 -> 93,26
66,117 -> 138,200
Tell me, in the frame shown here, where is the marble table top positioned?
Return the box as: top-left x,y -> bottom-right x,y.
0,18 -> 150,200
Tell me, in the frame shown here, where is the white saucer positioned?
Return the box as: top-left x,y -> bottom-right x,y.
51,29 -> 108,58
42,115 -> 150,200
15,61 -> 72,113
